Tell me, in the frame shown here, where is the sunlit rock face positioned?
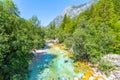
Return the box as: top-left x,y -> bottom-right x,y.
49,1 -> 93,27
61,3 -> 91,18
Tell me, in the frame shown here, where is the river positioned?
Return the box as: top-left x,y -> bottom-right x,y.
28,43 -> 106,80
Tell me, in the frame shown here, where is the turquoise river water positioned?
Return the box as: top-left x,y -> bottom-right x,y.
28,46 -> 84,80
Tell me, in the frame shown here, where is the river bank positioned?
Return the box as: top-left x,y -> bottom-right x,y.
29,40 -> 119,80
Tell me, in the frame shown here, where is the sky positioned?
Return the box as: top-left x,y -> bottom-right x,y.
13,0 -> 90,26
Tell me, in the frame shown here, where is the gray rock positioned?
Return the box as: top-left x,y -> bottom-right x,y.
108,71 -> 120,80
49,1 -> 94,27
102,54 -> 120,80
103,54 -> 120,67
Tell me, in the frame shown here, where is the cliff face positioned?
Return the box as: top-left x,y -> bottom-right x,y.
49,2 -> 92,27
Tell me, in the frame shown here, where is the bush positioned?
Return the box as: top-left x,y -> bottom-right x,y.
98,60 -> 116,75
0,0 -> 45,79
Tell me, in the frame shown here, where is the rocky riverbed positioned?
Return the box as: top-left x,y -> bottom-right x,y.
29,40 -> 120,80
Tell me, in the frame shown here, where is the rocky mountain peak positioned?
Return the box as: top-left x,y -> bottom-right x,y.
49,2 -> 93,27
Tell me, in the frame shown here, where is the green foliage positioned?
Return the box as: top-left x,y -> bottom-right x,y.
98,60 -> 116,75
71,23 -> 115,63
45,23 -> 57,39
51,0 -> 120,63
112,0 -> 120,15
57,15 -> 76,43
0,0 -> 45,80
112,21 -> 120,54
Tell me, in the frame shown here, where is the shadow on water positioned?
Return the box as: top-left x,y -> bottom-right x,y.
44,45 -> 50,49
28,52 -> 56,80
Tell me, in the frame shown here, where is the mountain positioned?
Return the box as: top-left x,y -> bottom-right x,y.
49,2 -> 93,27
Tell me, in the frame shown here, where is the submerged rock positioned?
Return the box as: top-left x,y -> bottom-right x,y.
64,60 -> 68,63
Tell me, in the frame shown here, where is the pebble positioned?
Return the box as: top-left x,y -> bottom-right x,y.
98,78 -> 104,80
89,76 -> 95,80
93,73 -> 99,77
74,77 -> 79,80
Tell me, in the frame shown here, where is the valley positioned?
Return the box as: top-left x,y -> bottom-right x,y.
0,0 -> 120,80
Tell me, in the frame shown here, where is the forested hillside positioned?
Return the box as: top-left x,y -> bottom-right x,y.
46,0 -> 120,63
0,0 -> 45,80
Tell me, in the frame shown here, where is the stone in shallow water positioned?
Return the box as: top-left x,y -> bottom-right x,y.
64,60 -> 68,63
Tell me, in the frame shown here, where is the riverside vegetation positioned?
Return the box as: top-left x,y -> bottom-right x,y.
0,0 -> 45,80
45,0 -> 120,76
0,0 -> 120,80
